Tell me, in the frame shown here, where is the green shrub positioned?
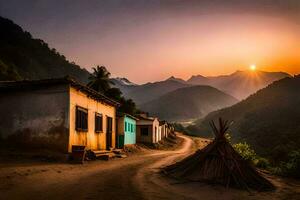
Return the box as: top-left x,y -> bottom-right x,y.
233,142 -> 257,162
278,150 -> 300,178
254,157 -> 270,169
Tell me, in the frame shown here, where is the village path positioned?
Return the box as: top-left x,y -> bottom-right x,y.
1,135 -> 299,200
0,134 -> 195,200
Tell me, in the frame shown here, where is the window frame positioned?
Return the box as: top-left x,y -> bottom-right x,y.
95,113 -> 103,133
75,106 -> 88,132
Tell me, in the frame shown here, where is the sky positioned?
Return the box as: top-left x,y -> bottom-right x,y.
0,0 -> 300,83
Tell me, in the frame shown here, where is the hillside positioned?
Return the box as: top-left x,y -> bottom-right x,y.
140,85 -> 238,122
187,75 -> 300,162
0,16 -> 90,82
119,79 -> 190,105
186,70 -> 290,99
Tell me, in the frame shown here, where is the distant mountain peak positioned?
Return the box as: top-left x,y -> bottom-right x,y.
190,74 -> 206,78
166,76 -> 186,83
113,77 -> 137,86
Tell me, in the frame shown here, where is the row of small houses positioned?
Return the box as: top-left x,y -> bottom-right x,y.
0,77 -> 174,155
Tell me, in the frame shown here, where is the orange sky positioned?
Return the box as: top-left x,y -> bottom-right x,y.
1,1 -> 300,83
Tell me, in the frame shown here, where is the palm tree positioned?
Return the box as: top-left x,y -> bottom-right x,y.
87,65 -> 114,93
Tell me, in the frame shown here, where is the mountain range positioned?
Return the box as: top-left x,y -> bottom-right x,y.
112,71 -> 289,121
113,71 -> 290,102
186,75 -> 300,162
186,70 -> 291,99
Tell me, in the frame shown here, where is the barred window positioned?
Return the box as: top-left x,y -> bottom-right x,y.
95,113 -> 103,133
76,106 -> 88,131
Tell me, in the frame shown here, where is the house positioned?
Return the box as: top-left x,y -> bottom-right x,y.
159,120 -> 168,139
0,77 -> 119,154
116,113 -> 138,148
166,123 -> 174,137
136,114 -> 160,143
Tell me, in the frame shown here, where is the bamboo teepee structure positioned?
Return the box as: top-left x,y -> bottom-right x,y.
163,118 -> 275,191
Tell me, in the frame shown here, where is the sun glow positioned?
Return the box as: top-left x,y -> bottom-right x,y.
250,64 -> 256,71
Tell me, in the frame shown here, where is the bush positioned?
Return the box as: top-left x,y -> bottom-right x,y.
254,157 -> 270,169
277,150 -> 300,178
233,142 -> 257,162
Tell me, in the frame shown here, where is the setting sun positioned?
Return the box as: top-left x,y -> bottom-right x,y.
250,64 -> 256,71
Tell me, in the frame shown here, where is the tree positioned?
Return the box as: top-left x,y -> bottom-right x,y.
105,87 -> 123,101
87,65 -> 140,115
118,98 -> 138,115
87,65 -> 114,93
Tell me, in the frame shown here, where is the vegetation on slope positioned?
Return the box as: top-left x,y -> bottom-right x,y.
0,16 -> 90,82
187,75 -> 300,164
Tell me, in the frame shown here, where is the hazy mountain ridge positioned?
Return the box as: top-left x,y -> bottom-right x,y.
114,70 -> 290,108
112,77 -> 137,86
116,79 -> 191,105
140,85 -> 238,122
187,70 -> 291,99
187,75 -> 300,162
0,16 -> 90,83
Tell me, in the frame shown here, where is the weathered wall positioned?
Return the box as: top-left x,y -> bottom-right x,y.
136,124 -> 152,143
68,87 -> 116,152
117,116 -> 125,136
136,118 -> 160,144
0,85 -> 70,153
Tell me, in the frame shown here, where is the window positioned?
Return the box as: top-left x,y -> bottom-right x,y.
95,113 -> 103,133
76,106 -> 88,131
131,124 -> 133,133
125,122 -> 127,131
141,127 -> 148,136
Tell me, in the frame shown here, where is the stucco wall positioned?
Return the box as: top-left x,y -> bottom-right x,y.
68,87 -> 116,152
0,85 -> 70,153
136,118 -> 160,143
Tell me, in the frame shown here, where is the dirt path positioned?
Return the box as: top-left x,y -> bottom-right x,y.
0,135 -> 299,200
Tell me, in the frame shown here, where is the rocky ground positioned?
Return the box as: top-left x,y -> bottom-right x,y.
0,134 -> 299,200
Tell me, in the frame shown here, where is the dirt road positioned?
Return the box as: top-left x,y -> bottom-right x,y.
0,135 -> 299,200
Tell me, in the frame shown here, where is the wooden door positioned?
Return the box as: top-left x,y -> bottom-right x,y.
106,116 -> 113,150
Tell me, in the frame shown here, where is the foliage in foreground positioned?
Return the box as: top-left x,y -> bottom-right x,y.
233,140 -> 300,178
272,150 -> 300,178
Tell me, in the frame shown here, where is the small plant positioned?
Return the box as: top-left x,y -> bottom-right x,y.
223,133 -> 272,170
233,142 -> 257,162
